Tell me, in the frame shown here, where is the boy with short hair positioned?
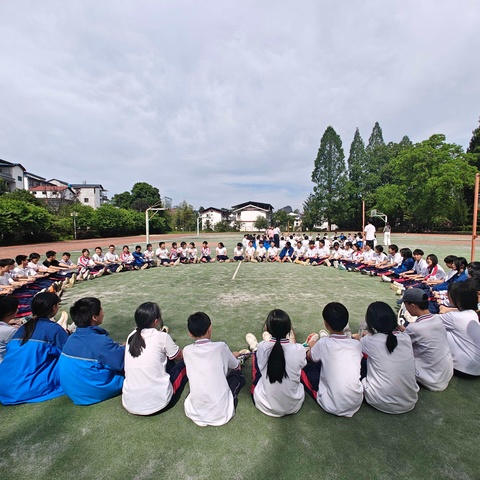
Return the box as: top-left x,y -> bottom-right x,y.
183,312 -> 245,426
156,242 -> 172,266
302,302 -> 363,417
133,245 -> 149,269
398,288 -> 453,391
58,297 -> 125,405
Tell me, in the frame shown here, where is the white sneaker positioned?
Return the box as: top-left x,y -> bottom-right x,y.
319,329 -> 329,338
245,333 -> 258,352
381,275 -> 392,282
56,311 -> 69,330
262,331 -> 272,342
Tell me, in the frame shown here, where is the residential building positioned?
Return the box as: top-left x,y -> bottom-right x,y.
231,201 -> 273,231
0,159 -> 26,192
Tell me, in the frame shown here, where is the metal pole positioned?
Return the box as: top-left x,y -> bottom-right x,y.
362,200 -> 365,239
471,173 -> 479,262
197,216 -> 200,237
145,209 -> 150,245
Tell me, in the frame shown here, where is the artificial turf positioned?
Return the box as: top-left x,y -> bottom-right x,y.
1,234 -> 479,480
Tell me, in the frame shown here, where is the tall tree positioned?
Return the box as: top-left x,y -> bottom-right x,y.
464,117 -> 480,216
366,121 -> 385,151
345,128 -> 367,228
311,126 -> 348,230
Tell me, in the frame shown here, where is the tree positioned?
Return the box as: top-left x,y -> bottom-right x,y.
375,134 -> 476,229
111,182 -> 162,212
254,215 -> 269,231
346,128 -> 367,228
467,117 -> 480,169
130,182 -> 162,212
111,191 -> 132,210
302,194 -> 321,230
310,126 -> 348,230
0,197 -> 55,243
366,121 -> 385,151
272,210 -> 290,230
172,201 -> 196,231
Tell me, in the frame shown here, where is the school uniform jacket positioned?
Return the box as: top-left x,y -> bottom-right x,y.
0,318 -> 68,405
58,326 -> 125,405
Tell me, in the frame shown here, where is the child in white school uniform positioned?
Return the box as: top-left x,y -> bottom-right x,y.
0,296 -> 20,364
122,302 -> 187,415
437,281 -> 480,378
359,302 -> 419,414
233,243 -> 245,262
200,241 -> 214,263
398,288 -> 453,390
183,312 -> 245,426
247,310 -> 306,417
302,303 -> 363,417
156,242 -> 173,266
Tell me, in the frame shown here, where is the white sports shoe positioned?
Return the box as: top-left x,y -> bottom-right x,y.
245,333 -> 259,352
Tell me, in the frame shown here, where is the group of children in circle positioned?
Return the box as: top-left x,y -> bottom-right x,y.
1,249 -> 479,423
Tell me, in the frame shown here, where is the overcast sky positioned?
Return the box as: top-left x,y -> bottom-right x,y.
0,1 -> 479,211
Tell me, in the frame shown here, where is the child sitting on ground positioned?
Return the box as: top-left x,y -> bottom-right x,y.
0,296 -> 20,363
397,288 -> 453,390
302,302 -> 363,417
122,302 -> 187,415
183,311 -> 245,426
357,301 -> 419,414
246,309 -> 306,417
58,297 -> 125,405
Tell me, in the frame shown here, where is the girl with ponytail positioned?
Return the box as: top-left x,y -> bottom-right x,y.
249,309 -> 306,417
122,302 -> 188,415
359,301 -> 419,414
0,291 -> 68,405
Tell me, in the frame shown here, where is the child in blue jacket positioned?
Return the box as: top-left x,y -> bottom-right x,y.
58,297 -> 125,405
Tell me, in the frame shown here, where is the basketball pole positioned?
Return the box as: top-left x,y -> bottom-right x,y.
471,173 -> 479,262
362,200 -> 365,237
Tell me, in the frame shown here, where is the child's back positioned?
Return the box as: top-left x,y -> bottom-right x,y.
183,339 -> 239,426
309,335 -> 363,417
254,339 -> 306,417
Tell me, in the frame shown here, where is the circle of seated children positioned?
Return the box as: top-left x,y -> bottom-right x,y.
1,235 -> 480,420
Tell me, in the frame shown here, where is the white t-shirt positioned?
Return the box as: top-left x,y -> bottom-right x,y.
253,339 -> 306,417
438,310 -> 480,376
183,339 -> 239,426
310,335 -> 363,417
245,246 -> 256,257
361,249 -> 375,262
268,247 -> 278,258
294,246 -> 305,257
413,259 -> 428,276
105,251 -> 119,262
216,247 -> 227,256
405,314 -> 453,390
364,223 -> 376,241
305,247 -> 318,259
234,247 -> 244,256
0,321 -> 17,363
256,246 -> 266,257
122,329 -> 180,415
156,247 -> 170,260
360,332 -> 419,414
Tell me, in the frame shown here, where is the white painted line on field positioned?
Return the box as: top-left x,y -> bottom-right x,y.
232,261 -> 242,280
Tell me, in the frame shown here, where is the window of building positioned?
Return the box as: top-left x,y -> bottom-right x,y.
84,198 -> 89,203
18,176 -> 22,181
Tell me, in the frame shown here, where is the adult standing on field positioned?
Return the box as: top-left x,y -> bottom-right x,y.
364,219 -> 376,249
383,222 -> 391,246
273,225 -> 281,248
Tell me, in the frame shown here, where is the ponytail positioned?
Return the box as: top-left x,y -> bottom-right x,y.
264,309 -> 291,384
386,331 -> 398,353
128,302 -> 161,358
266,337 -> 288,384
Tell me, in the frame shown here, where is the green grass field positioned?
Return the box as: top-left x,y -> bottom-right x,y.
1,234 -> 479,480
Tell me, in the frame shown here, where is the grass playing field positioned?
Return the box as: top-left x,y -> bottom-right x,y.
1,234 -> 479,480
